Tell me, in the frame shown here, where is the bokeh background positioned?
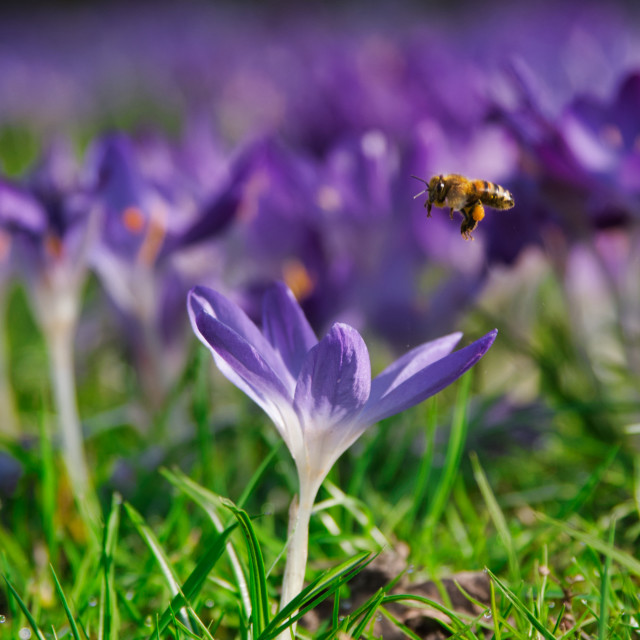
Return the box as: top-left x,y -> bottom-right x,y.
1,0 -> 640,575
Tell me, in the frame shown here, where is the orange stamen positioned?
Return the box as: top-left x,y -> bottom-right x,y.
283,259 -> 315,301
122,206 -> 146,234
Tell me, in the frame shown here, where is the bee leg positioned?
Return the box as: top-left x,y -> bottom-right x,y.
460,202 -> 484,241
426,201 -> 432,217
449,207 -> 454,220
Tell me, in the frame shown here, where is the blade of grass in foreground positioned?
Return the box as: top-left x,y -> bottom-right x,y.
162,467 -> 253,619
148,519 -> 238,639
485,568 -> 556,640
220,497 -> 270,637
124,501 -> 192,633
99,493 -> 121,640
50,564 -> 82,640
424,371 -> 471,533
3,575 -> 47,640
260,553 -> 373,640
598,521 -> 615,640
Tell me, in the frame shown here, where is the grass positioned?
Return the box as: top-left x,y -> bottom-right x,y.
1,251 -> 640,639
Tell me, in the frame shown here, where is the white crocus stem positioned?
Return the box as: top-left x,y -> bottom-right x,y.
279,471 -> 322,636
36,264 -> 101,537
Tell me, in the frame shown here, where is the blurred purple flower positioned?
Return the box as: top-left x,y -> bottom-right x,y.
496,67 -> 640,233
0,139 -> 96,324
88,131 -> 251,403
188,281 -> 496,607
0,140 -> 100,524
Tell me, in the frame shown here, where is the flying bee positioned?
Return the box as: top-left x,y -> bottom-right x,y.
412,174 -> 515,240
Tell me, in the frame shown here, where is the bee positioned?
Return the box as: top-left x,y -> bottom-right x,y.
412,174 -> 515,240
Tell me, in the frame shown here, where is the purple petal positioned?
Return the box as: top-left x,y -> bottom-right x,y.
293,323 -> 371,431
90,134 -> 152,260
262,282 -> 318,378
360,330 -> 497,424
188,285 -> 293,387
159,142 -> 254,257
368,332 -> 463,405
192,310 -> 295,433
0,181 -> 47,234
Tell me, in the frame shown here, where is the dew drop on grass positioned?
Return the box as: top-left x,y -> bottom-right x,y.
0,615 -> 5,623
407,564 -> 414,574
145,616 -> 153,627
19,628 -> 32,639
483,610 -> 492,620
88,597 -> 97,607
205,599 -> 214,608
125,591 -> 134,601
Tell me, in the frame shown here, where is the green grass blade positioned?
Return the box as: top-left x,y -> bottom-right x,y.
260,552 -> 373,640
348,589 -> 386,638
598,520 -> 615,640
99,493 -> 121,640
470,452 -> 519,582
161,467 -> 252,619
50,564 -> 82,640
124,501 -> 192,632
331,587 -> 341,630
39,415 -> 57,559
408,397 -> 438,525
382,593 -> 469,635
425,371 -> 471,532
149,521 -> 238,639
489,579 -> 501,640
537,513 -> 640,575
220,497 -> 270,637
378,605 -> 423,640
3,574 -> 47,640
485,568 -> 556,640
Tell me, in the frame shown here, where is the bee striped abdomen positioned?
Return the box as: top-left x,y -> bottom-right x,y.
473,180 -> 515,210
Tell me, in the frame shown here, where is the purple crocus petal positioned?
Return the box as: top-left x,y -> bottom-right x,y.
90,134 -> 153,260
294,323 -> 371,434
188,285 -> 294,389
192,310 -> 296,439
360,330 -> 498,425
0,181 -> 47,233
368,332 -> 463,404
262,282 -> 318,379
159,142 -> 255,257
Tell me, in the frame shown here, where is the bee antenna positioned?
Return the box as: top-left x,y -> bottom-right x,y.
411,174 -> 429,198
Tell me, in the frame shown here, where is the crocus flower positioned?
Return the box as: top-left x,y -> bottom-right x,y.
0,139 -> 101,535
88,132 -> 250,406
188,282 -> 496,613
